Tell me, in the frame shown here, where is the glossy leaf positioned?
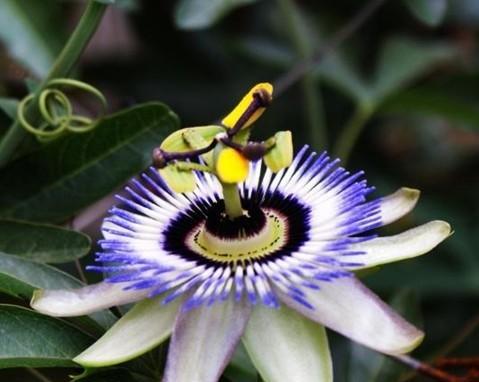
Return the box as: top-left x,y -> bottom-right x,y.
0,252 -> 85,299
0,0 -> 64,77
0,252 -> 116,330
175,0 -> 258,30
404,0 -> 448,26
0,220 -> 90,263
0,103 -> 179,223
0,305 -> 94,368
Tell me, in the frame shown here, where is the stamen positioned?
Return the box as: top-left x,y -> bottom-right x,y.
226,87 -> 273,137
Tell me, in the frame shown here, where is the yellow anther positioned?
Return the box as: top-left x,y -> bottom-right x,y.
216,148 -> 249,184
222,83 -> 273,129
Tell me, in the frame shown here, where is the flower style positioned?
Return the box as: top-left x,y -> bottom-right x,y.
31,84 -> 451,382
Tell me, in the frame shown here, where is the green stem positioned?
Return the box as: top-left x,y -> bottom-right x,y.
276,0 -> 327,151
333,103 -> 375,166
222,182 -> 244,219
0,1 -> 107,167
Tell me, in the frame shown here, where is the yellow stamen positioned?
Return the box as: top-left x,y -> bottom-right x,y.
216,148 -> 249,184
222,83 -> 273,129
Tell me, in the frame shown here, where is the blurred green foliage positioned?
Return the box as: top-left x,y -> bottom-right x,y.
0,0 -> 478,381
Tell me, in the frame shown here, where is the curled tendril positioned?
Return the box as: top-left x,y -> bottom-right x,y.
17,78 -> 107,142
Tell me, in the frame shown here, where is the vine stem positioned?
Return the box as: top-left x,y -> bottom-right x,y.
275,0 -> 327,151
391,354 -> 479,382
400,313 -> 479,382
333,103 -> 374,165
274,0 -> 388,97
0,1 -> 107,167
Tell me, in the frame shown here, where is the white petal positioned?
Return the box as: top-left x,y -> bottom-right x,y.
380,188 -> 420,225
279,277 -> 424,355
345,220 -> 451,269
164,298 -> 251,382
31,282 -> 149,317
74,296 -> 180,367
243,305 -> 332,382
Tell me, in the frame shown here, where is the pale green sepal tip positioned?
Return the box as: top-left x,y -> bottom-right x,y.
347,220 -> 452,271
74,297 -> 180,367
380,187 -> 420,226
263,131 -> 293,173
243,305 -> 332,382
30,289 -> 44,308
394,330 -> 424,355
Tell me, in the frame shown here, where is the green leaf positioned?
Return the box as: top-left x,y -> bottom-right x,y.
0,252 -> 116,330
0,0 -> 64,77
0,98 -> 18,120
380,87 -> 479,131
404,0 -> 448,26
0,252 -> 84,299
175,0 -> 258,30
224,343 -> 257,382
371,38 -> 455,102
0,220 -> 90,263
0,102 -> 179,223
0,305 -> 94,368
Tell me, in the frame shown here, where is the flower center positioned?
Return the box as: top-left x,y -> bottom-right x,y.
187,206 -> 288,265
161,191 -> 311,268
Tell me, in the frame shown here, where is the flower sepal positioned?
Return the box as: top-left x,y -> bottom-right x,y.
243,305 -> 333,382
30,282 -> 150,317
74,295 -> 181,367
